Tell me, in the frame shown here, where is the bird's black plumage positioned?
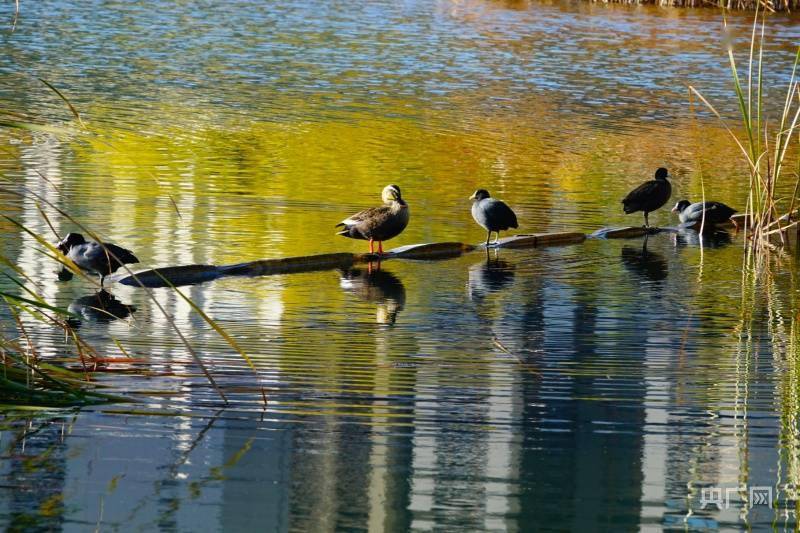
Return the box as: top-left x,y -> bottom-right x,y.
622,167 -> 672,227
672,200 -> 736,226
57,233 -> 139,287
470,189 -> 518,245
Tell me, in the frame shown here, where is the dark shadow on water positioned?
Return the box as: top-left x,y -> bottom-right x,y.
67,290 -> 136,326
621,235 -> 668,283
339,263 -> 406,325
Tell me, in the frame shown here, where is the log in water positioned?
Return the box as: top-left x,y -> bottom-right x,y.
115,228 -> 713,288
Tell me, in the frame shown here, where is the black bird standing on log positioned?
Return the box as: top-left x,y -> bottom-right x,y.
622,167 -> 672,228
469,189 -> 519,246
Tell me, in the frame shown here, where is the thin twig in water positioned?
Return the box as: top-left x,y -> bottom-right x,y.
38,78 -> 85,128
10,0 -> 18,33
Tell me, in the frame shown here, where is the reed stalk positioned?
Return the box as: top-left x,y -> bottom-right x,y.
689,8 -> 800,265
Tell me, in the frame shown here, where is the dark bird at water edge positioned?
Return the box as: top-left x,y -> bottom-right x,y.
672,200 -> 737,227
622,167 -> 672,228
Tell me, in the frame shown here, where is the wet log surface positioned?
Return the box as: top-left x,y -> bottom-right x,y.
115,226 -> 708,288
590,226 -> 675,239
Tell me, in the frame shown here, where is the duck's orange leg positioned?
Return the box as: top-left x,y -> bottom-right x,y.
378,241 -> 384,254
369,239 -> 374,254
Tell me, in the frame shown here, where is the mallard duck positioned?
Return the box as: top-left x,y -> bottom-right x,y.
672,200 -> 737,226
56,233 -> 139,287
469,189 -> 518,245
622,167 -> 672,228
336,184 -> 409,254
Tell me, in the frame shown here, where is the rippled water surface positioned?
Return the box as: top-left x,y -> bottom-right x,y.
3,0 -> 800,530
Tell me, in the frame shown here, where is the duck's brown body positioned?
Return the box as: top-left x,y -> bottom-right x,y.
336,185 -> 409,254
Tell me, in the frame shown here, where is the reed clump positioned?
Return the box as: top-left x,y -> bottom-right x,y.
690,9 -> 800,263
0,279 -> 126,407
591,0 -> 799,11
0,78 -> 257,407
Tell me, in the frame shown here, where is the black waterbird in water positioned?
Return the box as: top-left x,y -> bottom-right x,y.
671,200 -> 737,228
622,168 -> 672,228
56,233 -> 139,288
469,189 -> 519,246
336,184 -> 409,255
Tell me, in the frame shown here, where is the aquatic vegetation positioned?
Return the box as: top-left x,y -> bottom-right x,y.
689,10 -> 800,262
0,186 -> 257,405
588,0 -> 799,11
0,283 -> 126,407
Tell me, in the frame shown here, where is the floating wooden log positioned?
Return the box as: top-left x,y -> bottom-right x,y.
386,242 -> 475,259
119,253 -> 360,287
520,232 -> 586,246
218,253 -> 357,277
492,235 -> 539,248
118,264 -> 221,288
590,226 -> 670,239
484,232 -> 586,249
114,229 -> 619,289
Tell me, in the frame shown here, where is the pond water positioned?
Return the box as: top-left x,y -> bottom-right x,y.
3,0 -> 800,530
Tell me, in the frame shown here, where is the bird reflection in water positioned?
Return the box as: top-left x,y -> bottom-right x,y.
672,228 -> 732,249
467,249 -> 516,301
67,290 -> 136,327
339,264 -> 406,325
57,266 -> 74,282
620,235 -> 668,283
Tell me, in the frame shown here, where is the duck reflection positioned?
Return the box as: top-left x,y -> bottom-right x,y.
467,249 -> 516,301
620,236 -> 668,282
67,290 -> 136,326
339,265 -> 406,325
673,228 -> 733,248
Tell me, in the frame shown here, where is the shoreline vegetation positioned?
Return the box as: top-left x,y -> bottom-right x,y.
588,0 -> 799,11
690,8 -> 800,263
